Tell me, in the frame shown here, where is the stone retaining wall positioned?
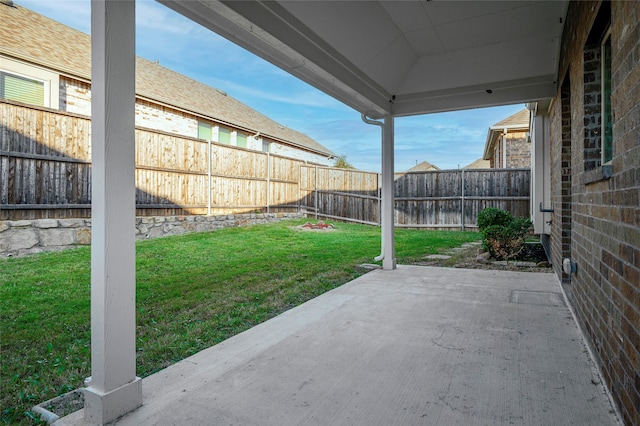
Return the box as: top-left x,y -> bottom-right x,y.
0,213 -> 303,258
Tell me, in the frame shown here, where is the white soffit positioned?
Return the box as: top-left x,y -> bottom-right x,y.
159,0 -> 569,118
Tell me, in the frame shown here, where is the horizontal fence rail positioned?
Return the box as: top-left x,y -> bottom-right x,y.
1,101 -> 530,227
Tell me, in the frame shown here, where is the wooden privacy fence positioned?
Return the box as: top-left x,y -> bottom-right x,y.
392,169 -> 530,229
300,168 -> 530,230
1,101 -> 530,227
1,101 -> 307,219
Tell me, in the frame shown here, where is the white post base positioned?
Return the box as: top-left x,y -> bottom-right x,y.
84,377 -> 142,425
383,257 -> 397,270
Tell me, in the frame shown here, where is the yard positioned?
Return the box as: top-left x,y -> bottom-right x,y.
0,219 -> 480,424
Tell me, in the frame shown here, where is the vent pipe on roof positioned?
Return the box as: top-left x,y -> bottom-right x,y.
1,0 -> 15,7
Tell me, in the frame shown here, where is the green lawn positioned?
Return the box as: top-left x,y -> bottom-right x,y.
1,218 -> 479,424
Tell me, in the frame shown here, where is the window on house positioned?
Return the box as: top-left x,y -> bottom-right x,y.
0,71 -> 45,107
582,1 -> 611,172
218,127 -> 230,144
601,30 -> 612,165
236,132 -> 247,148
198,121 -> 212,141
262,141 -> 270,153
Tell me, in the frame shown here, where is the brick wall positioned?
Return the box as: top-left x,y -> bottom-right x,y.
491,131 -> 531,169
550,77 -> 575,285
60,78 -> 91,115
583,43 -> 604,171
135,99 -> 197,136
549,1 -> 640,424
505,133 -> 530,168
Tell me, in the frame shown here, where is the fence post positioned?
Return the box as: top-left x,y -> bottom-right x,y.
314,165 -> 318,220
461,168 -> 465,231
297,163 -> 301,214
266,151 -> 271,213
207,139 -> 212,216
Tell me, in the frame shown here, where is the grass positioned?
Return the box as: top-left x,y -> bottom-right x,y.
0,218 -> 479,424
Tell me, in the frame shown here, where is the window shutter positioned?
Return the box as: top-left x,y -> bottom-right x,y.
0,72 -> 45,106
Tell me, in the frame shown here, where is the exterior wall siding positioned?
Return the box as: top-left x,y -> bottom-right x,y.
270,141 -> 332,165
505,134 -> 530,168
550,1 -> 640,424
60,78 -> 91,115
135,99 -> 197,136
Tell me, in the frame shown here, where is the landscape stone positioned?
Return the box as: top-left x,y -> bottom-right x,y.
75,228 -> 92,245
1,228 -> 38,251
10,220 -> 33,227
34,219 -> 59,229
59,219 -> 85,228
424,254 -> 452,260
39,228 -> 76,247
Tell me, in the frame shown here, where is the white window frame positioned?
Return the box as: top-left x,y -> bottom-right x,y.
0,57 -> 59,108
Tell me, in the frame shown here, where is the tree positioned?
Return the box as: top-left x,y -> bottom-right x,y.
333,154 -> 355,169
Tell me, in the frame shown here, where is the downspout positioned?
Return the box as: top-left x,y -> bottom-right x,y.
502,128 -> 507,168
361,114 -> 386,262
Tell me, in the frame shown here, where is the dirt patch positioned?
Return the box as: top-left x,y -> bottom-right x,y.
33,389 -> 84,423
294,221 -> 337,232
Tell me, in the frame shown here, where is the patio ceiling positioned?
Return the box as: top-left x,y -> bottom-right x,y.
158,0 -> 569,118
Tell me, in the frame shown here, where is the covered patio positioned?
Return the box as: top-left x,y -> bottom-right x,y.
57,266 -> 618,425
74,1 -> 625,424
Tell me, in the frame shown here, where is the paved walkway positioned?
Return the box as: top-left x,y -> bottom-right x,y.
57,266 -> 620,425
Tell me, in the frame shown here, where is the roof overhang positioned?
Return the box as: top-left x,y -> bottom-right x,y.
159,0 -> 569,119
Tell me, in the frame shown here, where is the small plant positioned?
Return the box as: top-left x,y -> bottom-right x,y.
477,207 -> 513,231
477,208 -> 532,260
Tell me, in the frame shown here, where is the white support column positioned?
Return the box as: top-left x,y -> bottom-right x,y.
85,1 -> 142,424
381,115 -> 396,270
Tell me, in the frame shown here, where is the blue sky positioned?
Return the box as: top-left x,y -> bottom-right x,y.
18,0 -> 525,172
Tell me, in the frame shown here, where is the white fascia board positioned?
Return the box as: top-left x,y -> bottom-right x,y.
391,74 -> 557,117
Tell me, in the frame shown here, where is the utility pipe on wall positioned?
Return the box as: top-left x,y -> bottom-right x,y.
502,128 -> 508,168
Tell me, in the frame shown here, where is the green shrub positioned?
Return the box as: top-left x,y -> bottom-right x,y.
478,208 -> 532,260
477,207 -> 513,231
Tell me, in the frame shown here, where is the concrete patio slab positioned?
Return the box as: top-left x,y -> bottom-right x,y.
56,266 -> 620,425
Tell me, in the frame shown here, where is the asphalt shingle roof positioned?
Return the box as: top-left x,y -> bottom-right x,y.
491,108 -> 530,129
0,2 -> 334,156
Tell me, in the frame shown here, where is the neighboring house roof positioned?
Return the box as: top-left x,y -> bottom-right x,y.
463,159 -> 490,169
482,108 -> 530,160
406,161 -> 440,172
0,2 -> 334,157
